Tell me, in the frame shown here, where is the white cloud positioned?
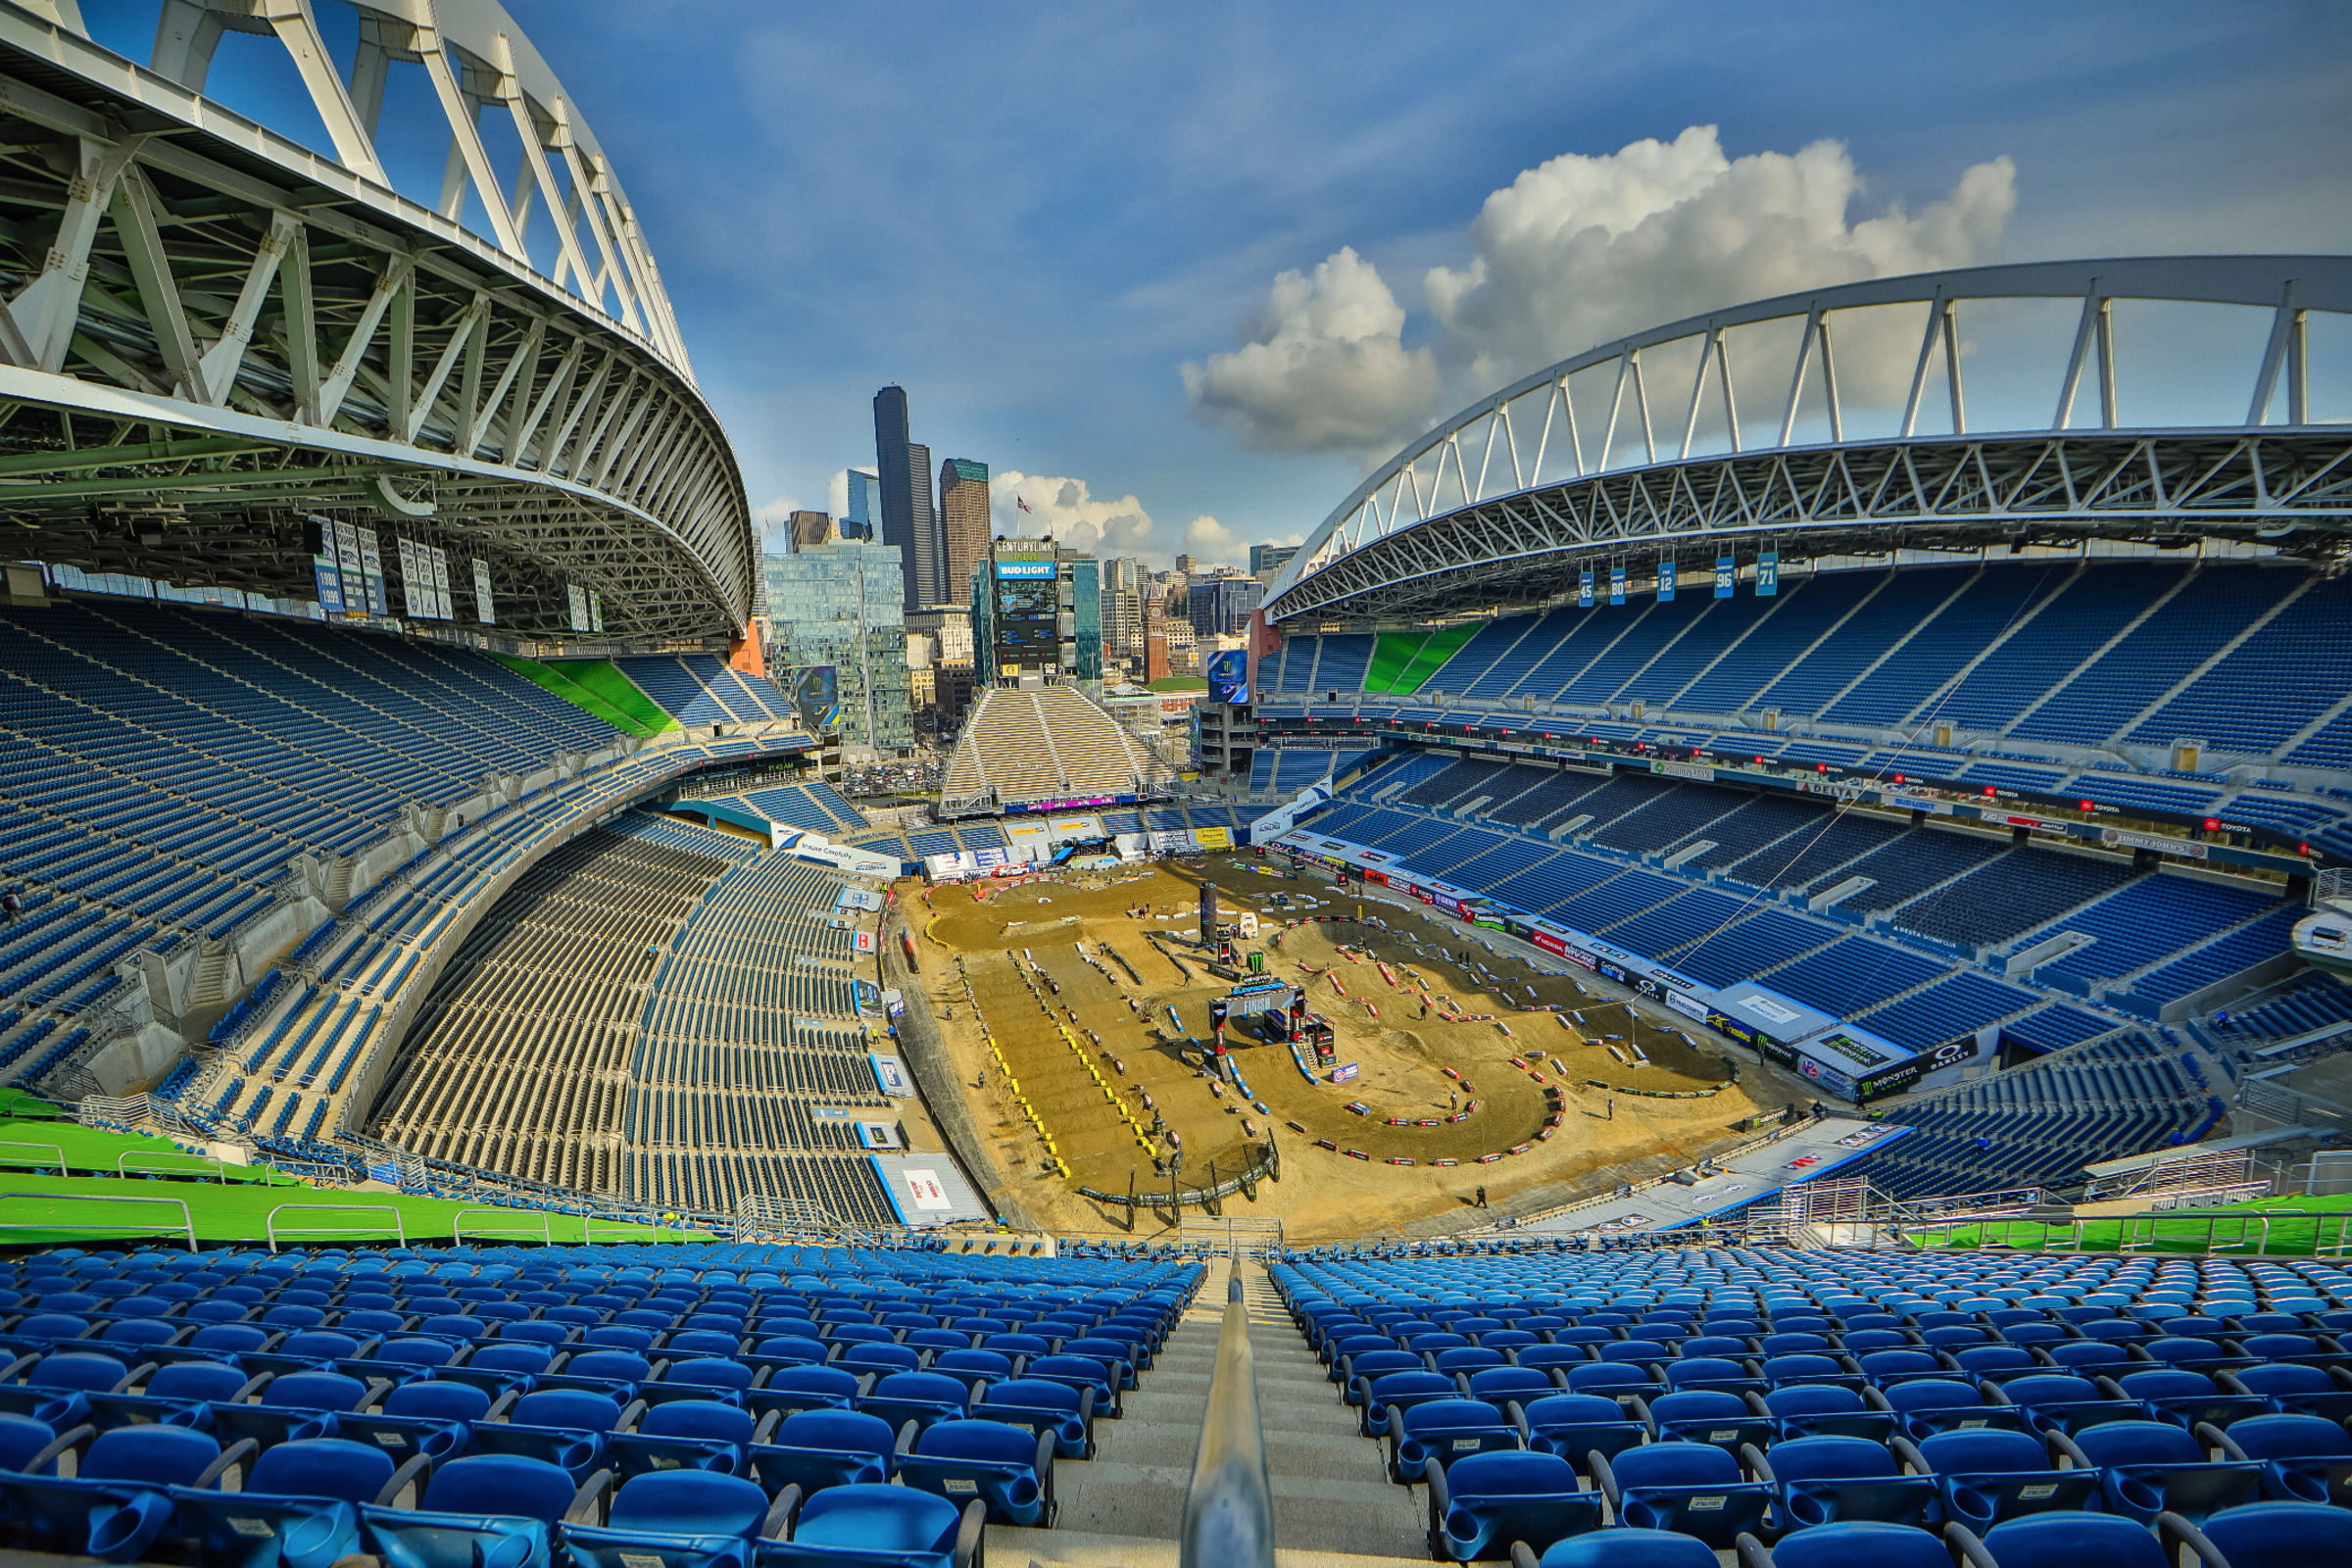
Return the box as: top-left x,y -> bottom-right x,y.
991,470 -> 1156,558
752,493 -> 806,542
826,468 -> 850,520
1180,246 -> 1440,454
1424,125 -> 2016,393
1185,515 -> 1235,557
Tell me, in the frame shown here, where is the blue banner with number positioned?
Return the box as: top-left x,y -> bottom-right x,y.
1609,564 -> 1627,606
1757,550 -> 1780,597
1579,568 -> 1594,609
1658,561 -> 1676,601
1715,556 -> 1735,598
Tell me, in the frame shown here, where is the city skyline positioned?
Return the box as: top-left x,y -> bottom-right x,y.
497,1 -> 2349,577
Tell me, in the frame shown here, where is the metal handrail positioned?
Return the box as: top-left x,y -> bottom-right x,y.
265,1203 -> 406,1251
1178,1274 -> 1276,1568
117,1150 -> 232,1184
450,1208 -> 551,1246
0,1191 -> 196,1249
0,1141 -> 68,1176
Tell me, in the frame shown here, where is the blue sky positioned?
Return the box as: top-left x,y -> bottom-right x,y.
84,1 -> 2352,567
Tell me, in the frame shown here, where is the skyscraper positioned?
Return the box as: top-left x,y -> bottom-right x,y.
872,386 -> 942,610
1250,542 -> 1298,575
938,458 -> 992,605
843,467 -> 881,541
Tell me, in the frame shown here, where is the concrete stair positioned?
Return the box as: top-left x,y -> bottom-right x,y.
993,1256 -> 1431,1566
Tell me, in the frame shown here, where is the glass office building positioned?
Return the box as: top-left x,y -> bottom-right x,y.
763,543 -> 914,755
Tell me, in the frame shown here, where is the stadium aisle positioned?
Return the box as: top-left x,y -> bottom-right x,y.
997,1256 -> 1430,1565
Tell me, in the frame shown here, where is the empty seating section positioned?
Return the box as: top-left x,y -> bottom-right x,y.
942,686 -> 1171,807
1733,814 -> 1907,892
1934,562 -> 2191,731
1669,907 -> 1836,990
2010,567 -> 2290,745
1309,634 -> 1376,693
1765,939 -> 1947,1019
1894,848 -> 2142,950
1853,1027 -> 2205,1195
1486,769 -> 1607,829
1589,785 -> 1745,856
367,810 -> 892,1225
369,815 -> 753,1194
1676,797 -> 1822,872
1822,565 -> 2070,727
616,655 -> 799,727
1275,1235 -> 2352,1563
1816,831 -> 2002,916
1399,759 -> 1516,808
2213,975 -> 2352,1041
2129,575 -> 2352,756
1555,598 -> 1716,706
626,853 -> 891,1225
1249,748 -> 1373,792
2030,877 -> 2283,991
0,1238 -> 1201,1568
1675,572 -> 1884,713
738,784 -> 862,834
0,599 -> 630,1049
1850,970 -> 2036,1052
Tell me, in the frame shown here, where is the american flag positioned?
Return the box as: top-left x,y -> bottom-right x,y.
1015,496 -> 1033,514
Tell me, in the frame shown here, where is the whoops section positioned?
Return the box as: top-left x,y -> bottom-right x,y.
957,947 -> 1182,1188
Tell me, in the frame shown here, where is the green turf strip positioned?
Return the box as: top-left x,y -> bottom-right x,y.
1924,1191 -> 2352,1255
1361,632 -> 1426,693
489,655 -> 673,736
1391,623 -> 1483,692
0,1172 -> 711,1248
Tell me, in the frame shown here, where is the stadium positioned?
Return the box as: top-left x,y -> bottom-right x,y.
0,6 -> 2348,1567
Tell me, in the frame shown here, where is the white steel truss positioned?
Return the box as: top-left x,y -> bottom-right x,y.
1265,256 -> 2352,625
0,1 -> 750,642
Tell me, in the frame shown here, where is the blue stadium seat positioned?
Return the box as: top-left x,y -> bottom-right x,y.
2163,1501 -> 2352,1568
2208,1412 -> 2352,1506
1595,1441 -> 1772,1546
1424,1448 -> 1599,1563
0,1423 -> 238,1560
895,1417 -> 1057,1527
1736,1519 -> 1953,1568
562,1469 -> 787,1568
759,1483 -> 984,1566
170,1437 -> 398,1567
1896,1427 -> 2097,1532
358,1452 -> 591,1568
2054,1420 -> 2260,1525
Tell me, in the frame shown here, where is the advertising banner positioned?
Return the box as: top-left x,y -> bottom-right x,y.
1194,825 -> 1233,851
868,1054 -> 913,1096
1206,648 -> 1250,706
1150,829 -> 1193,856
1668,990 -> 1711,1024
785,665 -> 842,733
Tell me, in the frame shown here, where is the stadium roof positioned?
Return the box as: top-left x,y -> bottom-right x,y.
1264,255 -> 2352,626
